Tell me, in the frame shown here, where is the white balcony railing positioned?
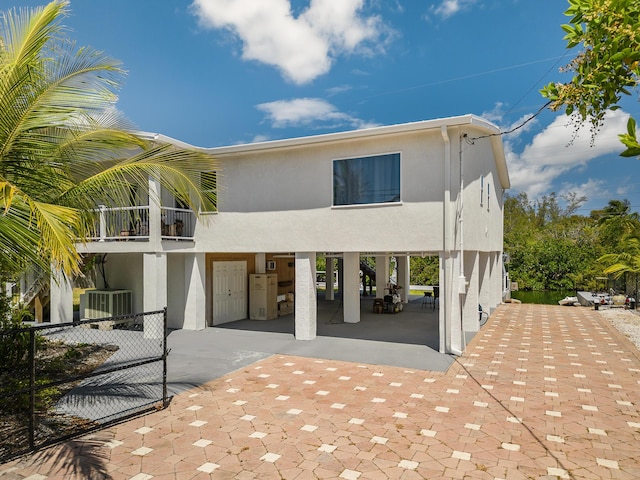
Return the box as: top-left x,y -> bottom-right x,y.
88,205 -> 196,242
161,206 -> 195,240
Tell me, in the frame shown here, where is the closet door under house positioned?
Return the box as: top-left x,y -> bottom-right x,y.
212,261 -> 247,325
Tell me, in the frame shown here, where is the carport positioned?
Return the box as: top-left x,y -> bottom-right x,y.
217,292 -> 441,349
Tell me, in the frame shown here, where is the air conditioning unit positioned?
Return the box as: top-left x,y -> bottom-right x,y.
85,290 -> 132,319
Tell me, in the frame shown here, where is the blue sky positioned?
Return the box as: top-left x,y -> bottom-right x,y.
12,0 -> 640,214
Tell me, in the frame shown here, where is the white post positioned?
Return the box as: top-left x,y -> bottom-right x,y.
343,252 -> 361,323
49,269 -> 73,324
375,255 -> 390,299
148,176 -> 162,247
463,251 -> 479,333
441,251 -> 463,354
98,205 -> 107,241
143,252 -> 167,338
295,252 -> 317,340
397,255 -> 410,303
183,253 -> 207,330
325,257 -> 335,301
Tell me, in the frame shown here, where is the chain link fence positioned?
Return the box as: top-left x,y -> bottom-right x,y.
0,309 -> 167,462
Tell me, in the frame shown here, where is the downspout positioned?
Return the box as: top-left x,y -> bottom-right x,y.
441,126 -> 463,356
459,136 -> 465,282
459,135 -> 467,352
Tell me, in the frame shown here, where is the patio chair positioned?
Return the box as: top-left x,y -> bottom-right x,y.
421,291 -> 433,308
432,286 -> 440,311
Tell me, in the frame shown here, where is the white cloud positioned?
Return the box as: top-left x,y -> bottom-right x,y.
256,97 -> 379,129
326,85 -> 352,97
558,178 -> 608,205
191,0 -> 389,84
430,0 -> 477,19
251,134 -> 271,143
506,109 -> 632,198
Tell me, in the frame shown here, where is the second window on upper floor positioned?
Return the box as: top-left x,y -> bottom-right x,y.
333,153 -> 400,206
200,171 -> 217,212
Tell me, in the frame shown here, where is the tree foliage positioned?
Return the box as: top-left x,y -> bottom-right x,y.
600,232 -> 640,279
502,193 -> 639,291
0,1 -> 217,277
541,0 -> 640,155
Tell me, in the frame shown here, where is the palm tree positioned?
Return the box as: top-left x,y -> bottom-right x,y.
599,230 -> 640,303
599,233 -> 640,279
0,0 -> 217,278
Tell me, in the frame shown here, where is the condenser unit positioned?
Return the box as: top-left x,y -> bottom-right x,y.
85,289 -> 132,319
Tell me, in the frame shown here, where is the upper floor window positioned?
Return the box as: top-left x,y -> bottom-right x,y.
333,153 -> 400,206
200,171 -> 217,212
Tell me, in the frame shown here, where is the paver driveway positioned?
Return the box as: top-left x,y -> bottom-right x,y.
2,303 -> 640,479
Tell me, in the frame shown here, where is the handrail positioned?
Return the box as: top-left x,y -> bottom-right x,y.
84,204 -> 196,242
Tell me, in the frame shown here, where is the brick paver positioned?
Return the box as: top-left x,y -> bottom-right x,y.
2,304 -> 640,479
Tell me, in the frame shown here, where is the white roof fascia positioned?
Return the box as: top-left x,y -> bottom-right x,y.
139,114 -> 510,189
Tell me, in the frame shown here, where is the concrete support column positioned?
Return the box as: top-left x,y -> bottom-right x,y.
143,252 -> 167,338
148,176 -> 162,247
325,257 -> 335,301
478,253 -> 490,312
397,255 -> 410,303
255,253 -> 266,274
493,252 -> 504,308
184,253 -> 206,330
463,251 -> 479,333
295,252 -> 317,340
343,252 -> 361,323
375,255 -> 390,299
440,251 -> 463,354
49,269 -> 73,324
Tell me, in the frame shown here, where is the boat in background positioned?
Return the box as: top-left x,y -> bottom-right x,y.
576,291 -> 612,307
558,296 -> 580,306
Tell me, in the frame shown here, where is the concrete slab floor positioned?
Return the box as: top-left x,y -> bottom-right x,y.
4,304 -> 640,479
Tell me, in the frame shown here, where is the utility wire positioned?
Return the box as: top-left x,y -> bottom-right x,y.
356,55 -> 567,103
467,101 -> 553,143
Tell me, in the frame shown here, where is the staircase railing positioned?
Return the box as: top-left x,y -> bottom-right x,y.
21,270 -> 49,307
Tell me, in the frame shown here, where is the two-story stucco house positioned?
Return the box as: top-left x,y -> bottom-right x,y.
46,114 -> 509,355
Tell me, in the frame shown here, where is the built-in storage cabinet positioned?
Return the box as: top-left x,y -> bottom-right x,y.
249,274 -> 278,320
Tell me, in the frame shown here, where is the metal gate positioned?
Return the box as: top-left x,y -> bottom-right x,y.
0,309 -> 168,462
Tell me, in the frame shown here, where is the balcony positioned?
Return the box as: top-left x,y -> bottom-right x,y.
89,205 -> 195,241
161,207 -> 196,240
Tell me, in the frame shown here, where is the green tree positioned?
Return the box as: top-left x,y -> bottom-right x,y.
541,0 -> 640,156
409,256 -> 438,286
504,192 -> 603,291
599,231 -> 640,283
591,199 -> 640,249
0,1 -> 216,278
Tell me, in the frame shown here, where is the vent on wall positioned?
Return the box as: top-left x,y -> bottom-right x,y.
266,260 -> 276,270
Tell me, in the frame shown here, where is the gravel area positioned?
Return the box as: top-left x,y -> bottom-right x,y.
598,308 -> 640,351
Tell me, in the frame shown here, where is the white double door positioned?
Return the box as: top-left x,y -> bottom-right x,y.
212,261 -> 247,325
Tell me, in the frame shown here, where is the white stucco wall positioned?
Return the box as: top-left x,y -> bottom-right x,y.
68,116 -> 509,350
101,253 -> 144,313
167,253 -> 186,329
192,123 -> 505,256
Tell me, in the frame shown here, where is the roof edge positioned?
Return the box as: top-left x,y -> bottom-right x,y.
142,114 -> 502,154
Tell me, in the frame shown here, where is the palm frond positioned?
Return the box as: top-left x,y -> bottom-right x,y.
61,143 -> 218,215
0,1 -> 218,277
